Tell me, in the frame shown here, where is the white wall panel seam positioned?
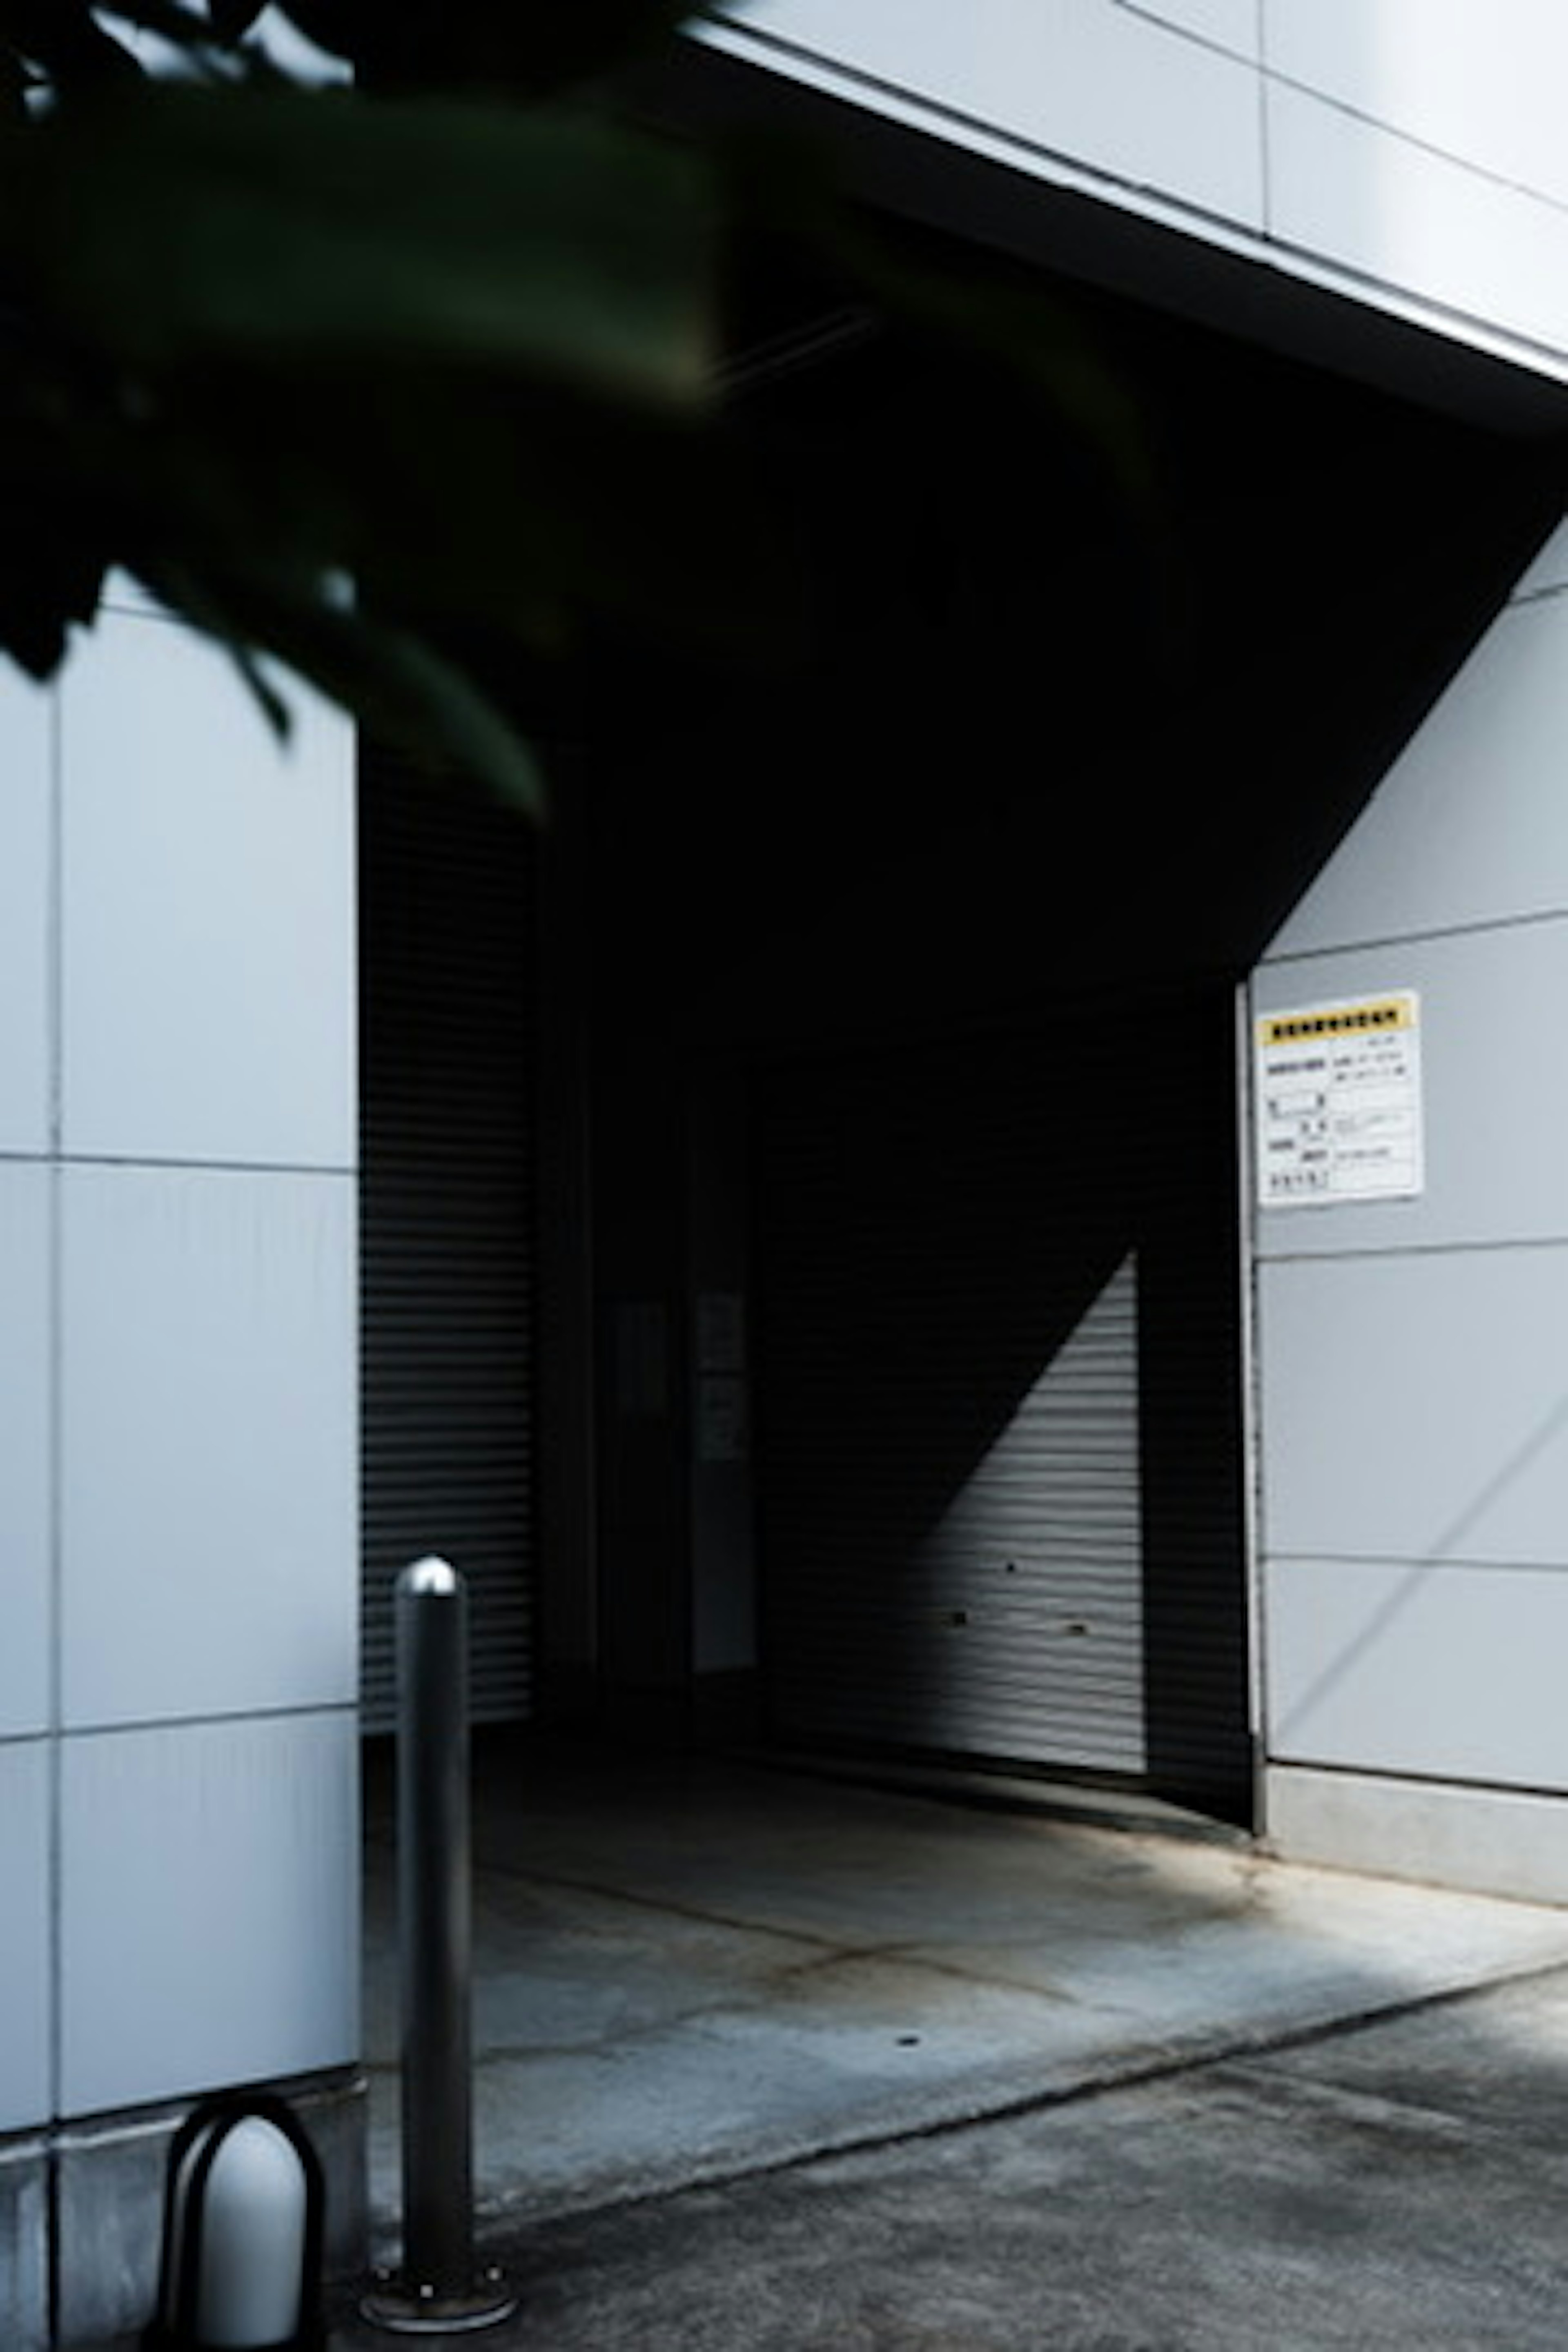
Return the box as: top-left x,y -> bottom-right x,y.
1272,1760 -> 1568,1806
51,1152 -> 360,1179
1274,1762 -> 1568,1804
60,1702 -> 362,1743
46,675 -> 62,2126
1267,86 -> 1568,218
47,1172 -> 62,2125
1260,1240 -> 1568,1266
1256,0 -> 1272,240
692,18 -> 1263,239
698,14 -> 1568,381
723,1 -> 1568,210
1123,0 -> 1568,225
1107,3 -> 1257,67
1263,0 -> 1568,210
47,685 -> 62,1161
1261,908 -> 1568,965
1267,1553 -> 1568,1574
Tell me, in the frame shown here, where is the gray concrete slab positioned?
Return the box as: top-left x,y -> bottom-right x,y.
363,1743 -> 1568,2242
335,1967 -> 1568,2350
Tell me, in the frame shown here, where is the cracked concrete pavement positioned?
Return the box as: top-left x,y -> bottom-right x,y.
361,1740 -> 1568,2241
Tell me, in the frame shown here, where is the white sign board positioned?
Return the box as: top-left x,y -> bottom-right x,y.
1255,991 -> 1422,1206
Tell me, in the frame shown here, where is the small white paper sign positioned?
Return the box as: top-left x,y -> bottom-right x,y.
1256,991 -> 1422,1206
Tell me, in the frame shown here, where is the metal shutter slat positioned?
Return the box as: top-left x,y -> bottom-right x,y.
359,752 -> 536,1732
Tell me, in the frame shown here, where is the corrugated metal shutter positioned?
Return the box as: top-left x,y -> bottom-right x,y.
359,751 -> 537,1731
753,988 -> 1250,1816
763,1254 -> 1145,1770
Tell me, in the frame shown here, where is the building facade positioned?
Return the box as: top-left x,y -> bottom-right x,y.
0,589 -> 360,2347
6,4 -> 1568,2343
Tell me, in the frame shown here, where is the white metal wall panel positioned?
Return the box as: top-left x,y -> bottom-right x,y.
1267,557 -> 1568,958
1251,517 -> 1568,1896
1266,1555 -> 1568,1790
359,753 -> 537,1731
0,666 -> 52,1156
698,0 -> 1267,232
1259,1246 -> 1568,1570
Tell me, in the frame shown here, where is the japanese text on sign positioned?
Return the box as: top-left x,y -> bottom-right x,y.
1255,991 -> 1422,1206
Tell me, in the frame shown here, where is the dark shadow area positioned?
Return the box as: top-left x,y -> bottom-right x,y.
371,165 -> 1563,1802
568,206 -> 1563,1058
564,199 -> 1557,1809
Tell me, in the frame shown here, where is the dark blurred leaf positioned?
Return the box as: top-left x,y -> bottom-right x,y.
808,236 -> 1149,505
275,0 -> 693,94
0,85 -> 719,407
0,305 -> 115,672
0,0 -> 142,90
0,41 -> 27,116
0,12 -> 1153,813
713,129 -> 1154,506
142,558 -> 550,814
149,364 -> 805,656
0,545 -> 105,674
263,0 -> 352,55
205,0 -> 268,37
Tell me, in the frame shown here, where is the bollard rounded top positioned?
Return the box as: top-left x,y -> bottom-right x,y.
398,1555 -> 462,1599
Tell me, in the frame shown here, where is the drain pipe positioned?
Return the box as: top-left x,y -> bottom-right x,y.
361,1557 -> 517,2335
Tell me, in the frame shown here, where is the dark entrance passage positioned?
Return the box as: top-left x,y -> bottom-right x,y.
361,121 -> 1560,1780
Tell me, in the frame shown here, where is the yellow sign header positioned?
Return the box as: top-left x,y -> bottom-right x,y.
1258,997 -> 1414,1049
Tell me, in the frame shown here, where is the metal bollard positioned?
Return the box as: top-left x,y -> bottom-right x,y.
361,1558 -> 517,2334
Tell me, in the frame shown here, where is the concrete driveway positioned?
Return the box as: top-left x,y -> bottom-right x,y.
385,1966 -> 1568,2349
359,1738 -> 1568,2284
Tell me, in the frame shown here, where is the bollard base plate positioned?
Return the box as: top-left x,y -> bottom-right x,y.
360,2267 -> 519,2335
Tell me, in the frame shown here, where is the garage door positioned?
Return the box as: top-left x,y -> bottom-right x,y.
752,986 -> 1251,1818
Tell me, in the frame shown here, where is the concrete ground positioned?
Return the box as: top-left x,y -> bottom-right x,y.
341,1968 -> 1568,2348
332,1738 -> 1568,2346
